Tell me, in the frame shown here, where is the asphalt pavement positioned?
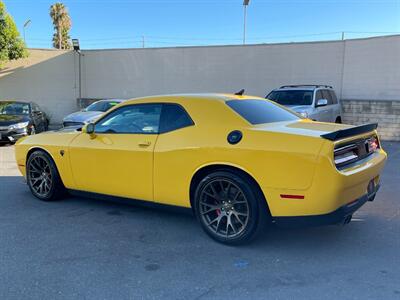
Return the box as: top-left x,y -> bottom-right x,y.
0,142 -> 399,299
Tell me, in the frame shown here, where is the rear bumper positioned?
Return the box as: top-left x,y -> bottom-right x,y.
274,184 -> 380,227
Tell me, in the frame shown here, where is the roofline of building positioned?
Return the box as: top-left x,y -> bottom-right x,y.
27,34 -> 400,53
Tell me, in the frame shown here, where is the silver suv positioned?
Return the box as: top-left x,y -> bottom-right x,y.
266,85 -> 342,123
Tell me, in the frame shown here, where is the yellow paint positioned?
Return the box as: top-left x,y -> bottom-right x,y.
15,94 -> 387,217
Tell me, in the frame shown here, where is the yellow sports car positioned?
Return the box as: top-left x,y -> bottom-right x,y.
15,94 -> 387,244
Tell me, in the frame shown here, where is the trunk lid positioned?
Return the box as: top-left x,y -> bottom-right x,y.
251,119 -> 353,138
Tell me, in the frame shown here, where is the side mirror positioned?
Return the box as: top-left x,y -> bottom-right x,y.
86,123 -> 95,134
316,99 -> 328,107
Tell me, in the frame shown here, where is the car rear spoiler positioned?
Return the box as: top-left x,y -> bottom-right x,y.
321,123 -> 378,141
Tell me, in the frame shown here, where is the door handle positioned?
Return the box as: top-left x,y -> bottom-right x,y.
138,141 -> 151,147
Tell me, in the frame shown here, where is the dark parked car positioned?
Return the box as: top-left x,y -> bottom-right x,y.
0,101 -> 49,144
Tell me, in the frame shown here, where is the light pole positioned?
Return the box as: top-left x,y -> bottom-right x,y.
23,19 -> 31,44
72,39 -> 82,101
243,0 -> 250,45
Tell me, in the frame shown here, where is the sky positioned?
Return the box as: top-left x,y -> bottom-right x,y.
3,0 -> 400,49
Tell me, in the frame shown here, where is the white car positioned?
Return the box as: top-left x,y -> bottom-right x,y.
266,85 -> 342,123
63,99 -> 125,127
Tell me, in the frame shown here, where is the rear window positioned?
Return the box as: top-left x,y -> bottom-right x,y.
226,99 -> 299,125
266,90 -> 314,106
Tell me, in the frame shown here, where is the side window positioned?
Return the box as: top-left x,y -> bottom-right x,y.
266,91 -> 279,101
322,90 -> 333,105
95,104 -> 162,134
159,104 -> 194,133
330,90 -> 338,104
315,90 -> 324,104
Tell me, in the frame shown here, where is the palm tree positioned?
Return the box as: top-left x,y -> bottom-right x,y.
49,2 -> 71,50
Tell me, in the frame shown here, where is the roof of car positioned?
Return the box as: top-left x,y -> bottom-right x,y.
97,99 -> 126,102
122,93 -> 264,106
0,100 -> 30,104
273,85 -> 333,91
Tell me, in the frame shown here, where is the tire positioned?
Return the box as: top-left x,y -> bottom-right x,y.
194,170 -> 269,245
26,150 -> 66,201
335,117 -> 342,124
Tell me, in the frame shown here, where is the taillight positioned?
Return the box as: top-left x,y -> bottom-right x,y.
333,135 -> 379,169
367,136 -> 380,152
334,144 -> 359,166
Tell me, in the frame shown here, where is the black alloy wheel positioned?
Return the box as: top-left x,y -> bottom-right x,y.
27,150 -> 65,201
194,171 -> 269,245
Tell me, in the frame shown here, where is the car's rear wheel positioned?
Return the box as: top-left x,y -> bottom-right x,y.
194,171 -> 268,245
27,150 -> 66,201
335,116 -> 342,124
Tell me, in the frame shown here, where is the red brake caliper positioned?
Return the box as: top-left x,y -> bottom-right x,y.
216,202 -> 221,216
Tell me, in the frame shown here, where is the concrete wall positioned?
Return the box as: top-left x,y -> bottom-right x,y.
81,40 -> 345,100
342,36 -> 400,100
0,35 -> 399,140
0,49 -> 78,123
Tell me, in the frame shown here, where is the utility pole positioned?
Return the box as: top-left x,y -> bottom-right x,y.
243,0 -> 250,45
142,35 -> 145,48
341,32 -> 345,40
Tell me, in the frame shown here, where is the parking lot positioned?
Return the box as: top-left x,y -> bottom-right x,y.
0,142 -> 399,299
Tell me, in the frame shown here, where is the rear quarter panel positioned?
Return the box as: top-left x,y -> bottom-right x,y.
153,122 -> 325,210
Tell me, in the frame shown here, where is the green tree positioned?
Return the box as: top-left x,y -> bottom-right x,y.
0,1 -> 28,67
50,2 -> 72,50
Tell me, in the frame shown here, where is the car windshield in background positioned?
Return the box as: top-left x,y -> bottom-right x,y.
0,102 -> 30,115
267,90 -> 314,106
85,101 -> 120,112
226,99 -> 299,125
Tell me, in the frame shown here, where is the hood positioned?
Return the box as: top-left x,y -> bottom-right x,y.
252,119 -> 352,139
284,105 -> 311,112
63,111 -> 103,123
0,114 -> 30,126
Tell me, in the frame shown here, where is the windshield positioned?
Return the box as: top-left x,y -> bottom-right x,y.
0,102 -> 30,115
266,90 -> 314,106
85,101 -> 120,112
226,99 -> 299,125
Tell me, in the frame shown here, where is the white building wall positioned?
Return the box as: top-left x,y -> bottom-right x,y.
81,40 -> 344,100
0,49 -> 78,123
342,35 -> 400,100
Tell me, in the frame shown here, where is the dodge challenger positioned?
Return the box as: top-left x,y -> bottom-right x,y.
14,94 -> 387,244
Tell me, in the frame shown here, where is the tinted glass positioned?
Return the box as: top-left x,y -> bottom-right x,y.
315,90 -> 323,101
85,101 -> 105,112
32,103 -> 40,112
266,90 -> 314,106
321,90 -> 333,105
103,101 -> 121,111
95,104 -> 162,134
330,90 -> 338,104
226,100 -> 299,125
0,102 -> 30,115
159,104 -> 194,133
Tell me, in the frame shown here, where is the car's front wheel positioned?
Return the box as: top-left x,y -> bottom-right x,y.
26,150 -> 66,201
194,171 -> 268,245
